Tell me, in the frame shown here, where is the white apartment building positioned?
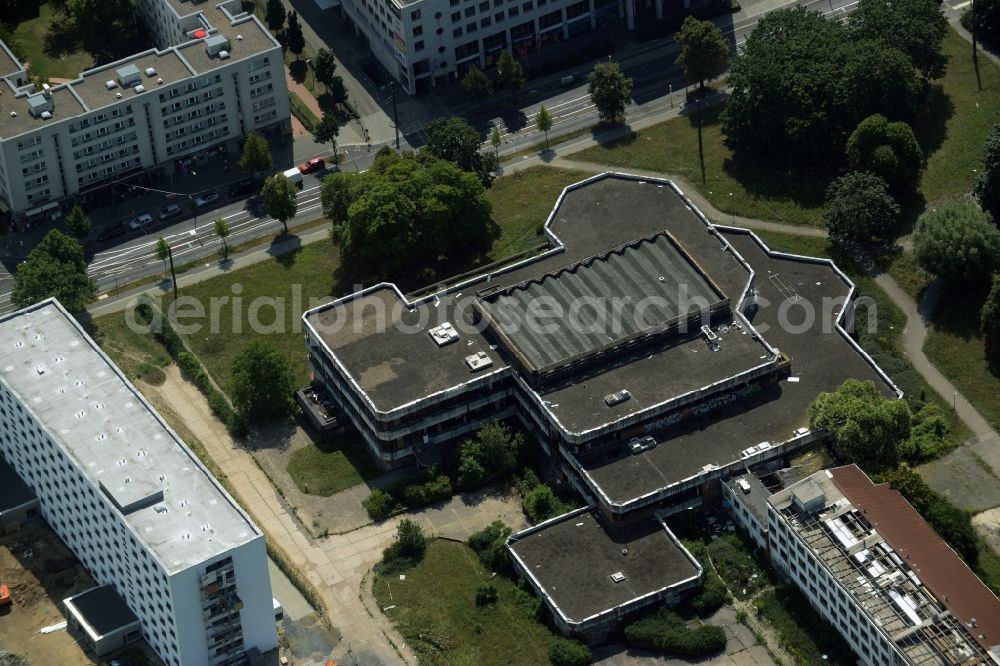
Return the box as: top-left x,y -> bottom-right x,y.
0,0 -> 290,220
0,299 -> 278,666
339,0 -> 685,94
726,465 -> 1000,665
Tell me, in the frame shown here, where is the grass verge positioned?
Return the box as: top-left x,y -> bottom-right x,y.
287,433 -> 382,496
289,91 -> 320,132
755,585 -> 855,665
373,539 -> 558,665
12,2 -> 94,80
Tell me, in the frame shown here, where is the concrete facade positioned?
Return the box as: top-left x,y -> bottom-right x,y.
0,0 -> 290,219
0,299 -> 278,666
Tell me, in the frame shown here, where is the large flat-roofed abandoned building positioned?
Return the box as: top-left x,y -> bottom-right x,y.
727,465 -> 1000,665
0,300 -> 278,665
0,0 -> 289,219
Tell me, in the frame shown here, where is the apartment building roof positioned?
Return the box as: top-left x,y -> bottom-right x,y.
830,465 -> 1000,658
578,228 -> 899,506
0,300 -> 261,574
507,508 -> 701,625
71,49 -> 194,112
177,13 -> 276,74
726,472 -> 771,524
769,467 -> 998,664
0,40 -> 20,77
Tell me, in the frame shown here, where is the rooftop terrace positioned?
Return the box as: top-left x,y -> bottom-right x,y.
0,300 -> 260,574
508,508 -> 700,625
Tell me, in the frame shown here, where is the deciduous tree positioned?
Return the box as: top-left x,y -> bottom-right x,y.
260,174 -> 299,234
11,230 -> 96,312
674,16 -> 730,90
535,104 -> 553,147
312,48 -> 337,92
973,123 -> 1000,223
265,0 -> 286,32
239,131 -> 273,181
229,340 -> 295,424
285,10 -> 305,60
312,111 -> 341,166
461,64 -> 493,100
496,50 -> 525,101
823,171 -> 900,242
846,115 -> 923,188
588,62 -> 633,123
981,273 -> 1000,353
849,0 -> 948,79
424,116 -> 495,186
808,379 -> 912,472
65,205 -> 91,240
914,202 -> 1000,284
214,218 -> 231,257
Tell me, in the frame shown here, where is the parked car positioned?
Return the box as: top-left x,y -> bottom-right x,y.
194,192 -> 220,208
628,436 -> 657,455
228,178 -> 256,197
159,204 -> 182,221
298,157 -> 325,174
127,213 -> 153,230
96,223 -> 129,243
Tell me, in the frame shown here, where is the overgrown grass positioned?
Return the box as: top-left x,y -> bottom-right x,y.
373,539 -> 559,665
287,433 -> 382,495
976,540 -> 1000,596
880,250 -> 933,302
81,313 -> 171,383
289,91 -> 320,132
752,230 -> 970,442
570,104 -> 831,227
919,30 -> 1000,206
755,586 -> 855,665
12,2 -> 94,80
486,166 -> 593,261
925,283 -> 1000,431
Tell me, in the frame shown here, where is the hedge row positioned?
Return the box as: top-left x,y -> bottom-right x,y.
362,474 -> 453,520
135,301 -> 245,437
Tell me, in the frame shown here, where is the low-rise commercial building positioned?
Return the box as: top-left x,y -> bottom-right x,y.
0,0 -> 290,219
0,299 -> 278,665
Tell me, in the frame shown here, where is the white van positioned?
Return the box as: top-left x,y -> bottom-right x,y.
282,167 -> 303,187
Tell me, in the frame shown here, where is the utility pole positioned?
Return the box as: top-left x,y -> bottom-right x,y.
167,246 -> 178,299
390,82 -> 400,150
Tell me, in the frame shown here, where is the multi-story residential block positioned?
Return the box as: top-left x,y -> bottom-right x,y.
0,299 -> 278,665
339,0 -> 686,94
726,465 -> 1000,665
0,0 -> 290,220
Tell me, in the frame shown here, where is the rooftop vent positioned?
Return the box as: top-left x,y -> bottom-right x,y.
41,83 -> 51,97
236,34 -> 243,41
116,64 -> 141,88
40,110 -> 52,120
604,389 -> 630,407
134,84 -> 145,94
218,50 -> 230,60
105,80 -> 118,90
610,572 -> 626,583
9,111 -> 15,117
429,322 -> 459,347
144,67 -> 157,77
116,92 -> 122,99
465,351 -> 493,371
738,478 -> 752,494
156,78 -> 163,85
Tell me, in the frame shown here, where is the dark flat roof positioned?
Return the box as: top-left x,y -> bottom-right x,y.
830,465 -> 1000,655
479,232 -> 724,374
0,454 -> 36,511
727,473 -> 771,524
508,509 -> 699,623
65,584 -> 140,637
305,175 -> 753,415
581,230 -> 897,503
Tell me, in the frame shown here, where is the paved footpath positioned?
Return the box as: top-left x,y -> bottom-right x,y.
150,366 -> 526,665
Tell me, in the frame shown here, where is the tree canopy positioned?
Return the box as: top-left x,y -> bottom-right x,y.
260,174 -> 299,234
981,273 -> 1000,353
973,123 -> 1000,223
312,111 -> 340,164
535,105 -> 553,147
12,230 -> 97,312
312,48 -> 338,93
496,50 -> 525,100
674,16 -> 730,89
322,153 -> 493,277
265,0 -> 286,32
58,0 -> 143,64
285,10 -> 305,60
822,171 -> 900,242
588,62 -> 634,123
229,340 -> 295,424
963,0 -> 1000,52
914,202 -> 1000,284
808,379 -> 911,472
457,422 -> 524,490
848,0 -> 948,79
239,132 -> 273,180
461,64 -> 493,100
214,218 -> 231,257
424,116 -> 497,186
65,205 -> 91,240
846,115 -> 923,188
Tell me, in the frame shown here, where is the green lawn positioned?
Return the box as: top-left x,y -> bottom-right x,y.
570,104 -> 830,227
919,30 -> 1000,206
753,230 -> 970,442
287,433 -> 381,496
82,312 -> 171,385
925,283 -> 1000,431
12,2 -> 94,80
373,540 -> 559,665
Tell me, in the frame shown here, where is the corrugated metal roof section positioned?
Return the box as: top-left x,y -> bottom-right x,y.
480,233 -> 723,372
830,465 -> 1000,655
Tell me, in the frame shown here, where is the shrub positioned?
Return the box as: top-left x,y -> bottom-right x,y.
523,484 -> 559,523
475,584 -> 499,606
548,638 -> 591,666
363,488 -> 396,520
822,171 -> 900,242
456,422 -> 524,491
469,520 -> 513,572
846,115 -> 922,188
914,202 -> 1000,284
625,609 -> 726,656
384,518 -> 427,561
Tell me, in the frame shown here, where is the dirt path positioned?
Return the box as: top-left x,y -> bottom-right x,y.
145,366 -> 528,665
